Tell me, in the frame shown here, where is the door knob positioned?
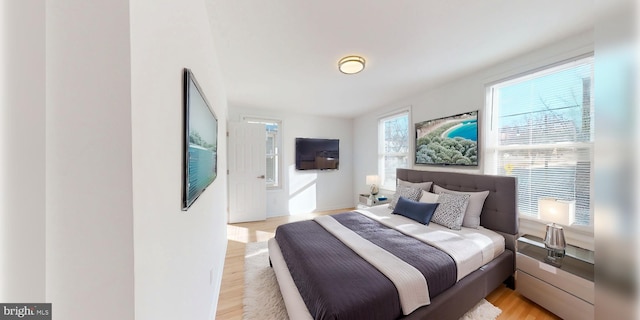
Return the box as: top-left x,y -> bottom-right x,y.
257,175 -> 266,179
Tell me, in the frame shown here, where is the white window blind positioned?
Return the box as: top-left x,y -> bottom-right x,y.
486,56 -> 594,226
378,111 -> 410,190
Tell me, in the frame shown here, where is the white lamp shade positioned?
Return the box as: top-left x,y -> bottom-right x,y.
538,198 -> 575,225
366,175 -> 380,185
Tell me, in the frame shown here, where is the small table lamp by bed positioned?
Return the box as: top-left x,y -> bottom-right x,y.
366,175 -> 380,205
538,198 -> 575,266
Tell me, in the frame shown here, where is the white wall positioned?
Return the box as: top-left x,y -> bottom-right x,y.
129,0 -> 228,319
0,0 -> 46,302
353,30 -> 594,194
46,1 -> 135,320
229,106 -> 353,217
42,1 -> 228,319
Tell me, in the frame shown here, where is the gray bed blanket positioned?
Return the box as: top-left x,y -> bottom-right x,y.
274,211 -> 456,320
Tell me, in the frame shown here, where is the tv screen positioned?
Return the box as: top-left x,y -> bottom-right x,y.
415,110 -> 478,166
295,138 -> 339,170
182,68 -> 218,210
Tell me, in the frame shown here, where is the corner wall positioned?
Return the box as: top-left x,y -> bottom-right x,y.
129,0 -> 228,319
43,0 -> 228,319
46,0 -> 135,319
0,0 -> 46,302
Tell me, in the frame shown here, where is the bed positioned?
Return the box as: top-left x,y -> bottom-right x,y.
268,169 -> 518,320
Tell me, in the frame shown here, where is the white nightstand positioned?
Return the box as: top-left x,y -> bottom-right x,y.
357,193 -> 390,209
516,235 -> 594,320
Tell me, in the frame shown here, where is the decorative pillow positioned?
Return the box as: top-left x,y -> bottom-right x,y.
419,190 -> 439,204
388,185 -> 422,210
398,179 -> 433,192
392,196 -> 439,225
431,193 -> 471,230
433,185 -> 490,229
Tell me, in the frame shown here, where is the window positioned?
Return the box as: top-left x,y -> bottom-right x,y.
486,56 -> 594,226
378,111 -> 410,190
244,117 -> 281,189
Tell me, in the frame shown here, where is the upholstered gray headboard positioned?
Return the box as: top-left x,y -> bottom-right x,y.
396,169 -> 519,252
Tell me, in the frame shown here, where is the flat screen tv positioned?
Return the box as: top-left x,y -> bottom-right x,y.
415,110 -> 478,166
182,68 -> 218,210
295,138 -> 339,170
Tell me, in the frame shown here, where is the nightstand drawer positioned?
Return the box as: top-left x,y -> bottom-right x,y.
517,271 -> 594,320
516,252 -> 594,304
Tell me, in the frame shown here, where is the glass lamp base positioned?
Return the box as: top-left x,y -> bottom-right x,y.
368,193 -> 377,205
544,247 -> 566,267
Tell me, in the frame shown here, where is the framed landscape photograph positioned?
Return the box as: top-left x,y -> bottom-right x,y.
415,110 -> 478,166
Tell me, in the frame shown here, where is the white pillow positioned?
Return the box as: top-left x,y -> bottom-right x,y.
433,185 -> 490,229
397,179 -> 433,192
419,190 -> 439,203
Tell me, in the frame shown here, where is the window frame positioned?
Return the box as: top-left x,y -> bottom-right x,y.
484,55 -> 595,249
377,108 -> 411,191
242,116 -> 282,190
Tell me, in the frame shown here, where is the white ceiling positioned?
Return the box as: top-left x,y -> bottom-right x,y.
208,0 -> 595,119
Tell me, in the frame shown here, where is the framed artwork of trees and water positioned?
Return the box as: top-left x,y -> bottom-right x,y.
415,110 -> 478,166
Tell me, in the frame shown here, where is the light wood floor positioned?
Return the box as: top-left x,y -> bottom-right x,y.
215,209 -> 561,320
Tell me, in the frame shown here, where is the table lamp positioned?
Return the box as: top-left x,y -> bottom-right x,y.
366,175 -> 380,205
538,198 -> 575,266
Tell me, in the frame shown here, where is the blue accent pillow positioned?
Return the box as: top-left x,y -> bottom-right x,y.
392,196 -> 439,225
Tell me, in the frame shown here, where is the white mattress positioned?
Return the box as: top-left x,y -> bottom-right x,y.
268,206 -> 506,319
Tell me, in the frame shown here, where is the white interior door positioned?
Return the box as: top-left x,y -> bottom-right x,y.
228,122 -> 267,223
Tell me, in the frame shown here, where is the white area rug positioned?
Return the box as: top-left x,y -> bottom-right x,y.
243,241 -> 502,320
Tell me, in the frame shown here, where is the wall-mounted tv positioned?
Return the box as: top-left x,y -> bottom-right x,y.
415,110 -> 478,166
295,138 -> 339,170
182,68 -> 218,210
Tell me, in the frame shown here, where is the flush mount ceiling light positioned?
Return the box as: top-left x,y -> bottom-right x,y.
338,55 -> 365,74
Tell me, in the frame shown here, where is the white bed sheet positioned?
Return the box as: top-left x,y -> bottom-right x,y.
357,204 -> 505,281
